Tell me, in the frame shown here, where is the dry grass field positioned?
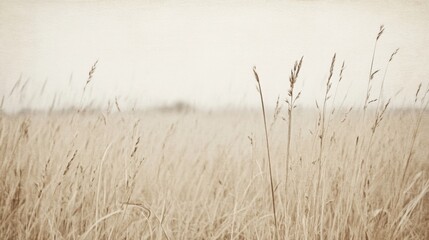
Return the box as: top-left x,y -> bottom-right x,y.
0,105 -> 428,239
1,23 -> 429,239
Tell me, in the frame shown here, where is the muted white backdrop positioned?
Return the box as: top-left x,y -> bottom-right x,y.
1,0 -> 428,112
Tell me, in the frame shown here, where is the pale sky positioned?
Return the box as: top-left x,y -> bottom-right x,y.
1,0 -> 428,112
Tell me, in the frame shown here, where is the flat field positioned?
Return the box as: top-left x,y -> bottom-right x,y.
0,109 -> 428,239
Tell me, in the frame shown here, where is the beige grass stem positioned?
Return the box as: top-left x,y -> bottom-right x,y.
363,25 -> 384,119
252,66 -> 278,239
285,57 -> 303,193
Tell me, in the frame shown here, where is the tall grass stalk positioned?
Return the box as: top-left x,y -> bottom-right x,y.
316,53 -> 335,240
79,60 -> 98,112
363,25 -> 385,120
361,48 -> 399,163
285,57 -> 303,193
361,48 -> 398,207
376,49 -> 399,110
316,54 -> 336,190
252,66 -> 278,238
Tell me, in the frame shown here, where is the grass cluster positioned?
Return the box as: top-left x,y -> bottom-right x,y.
1,109 -> 428,239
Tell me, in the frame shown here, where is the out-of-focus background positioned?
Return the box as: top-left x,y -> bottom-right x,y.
1,0 -> 428,112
